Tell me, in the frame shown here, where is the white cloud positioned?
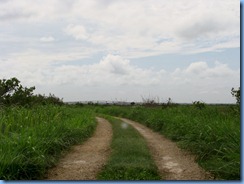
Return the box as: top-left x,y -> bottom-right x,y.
0,0 -> 240,58
172,61 -> 238,83
185,62 -> 208,74
64,24 -> 89,40
0,48 -> 93,86
0,0 -> 240,103
58,0 -> 240,57
0,52 -> 239,103
40,36 -> 55,42
98,54 -> 130,75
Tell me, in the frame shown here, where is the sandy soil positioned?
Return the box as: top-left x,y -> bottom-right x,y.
46,117 -> 112,180
120,118 -> 214,180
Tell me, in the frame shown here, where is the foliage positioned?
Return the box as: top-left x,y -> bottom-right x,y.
141,96 -> 177,108
141,95 -> 160,107
0,105 -> 96,180
98,116 -> 161,180
193,101 -> 206,109
231,87 -> 240,105
161,97 -> 178,108
96,105 -> 240,180
32,93 -> 64,106
74,102 -> 84,107
0,77 -> 63,106
0,77 -> 35,106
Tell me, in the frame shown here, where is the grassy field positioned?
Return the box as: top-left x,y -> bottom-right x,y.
96,104 -> 240,180
0,105 -> 96,180
97,116 -> 161,180
0,103 -> 240,180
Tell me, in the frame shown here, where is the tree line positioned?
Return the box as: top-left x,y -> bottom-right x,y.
0,77 -> 240,107
0,77 -> 63,107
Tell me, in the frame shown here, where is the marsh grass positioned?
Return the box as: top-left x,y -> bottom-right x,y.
97,116 -> 161,180
0,105 -> 96,180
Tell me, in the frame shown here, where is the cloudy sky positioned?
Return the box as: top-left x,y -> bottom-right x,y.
0,0 -> 240,103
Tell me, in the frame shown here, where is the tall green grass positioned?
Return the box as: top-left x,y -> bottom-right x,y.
0,105 -> 96,180
97,116 -> 161,180
96,105 -> 240,180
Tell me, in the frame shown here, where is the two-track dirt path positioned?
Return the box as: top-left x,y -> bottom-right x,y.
46,117 -> 112,180
120,118 -> 213,180
45,116 -> 213,180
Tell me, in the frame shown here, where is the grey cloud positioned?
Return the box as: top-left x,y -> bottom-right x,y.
109,63 -> 128,75
95,0 -> 127,7
0,0 -> 11,4
0,11 -> 34,21
178,18 -> 226,40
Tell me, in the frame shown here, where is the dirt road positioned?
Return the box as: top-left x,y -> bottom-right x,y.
120,118 -> 213,180
45,116 -> 213,180
46,117 -> 112,180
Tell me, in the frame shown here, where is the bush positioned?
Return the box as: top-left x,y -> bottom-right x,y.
193,101 -> 206,110
231,87 -> 240,105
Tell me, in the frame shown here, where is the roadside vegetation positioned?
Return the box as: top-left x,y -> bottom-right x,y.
96,103 -> 240,180
0,105 -> 96,180
0,78 -> 96,179
97,116 -> 161,180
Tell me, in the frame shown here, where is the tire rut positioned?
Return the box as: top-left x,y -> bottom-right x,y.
120,117 -> 213,180
46,117 -> 112,180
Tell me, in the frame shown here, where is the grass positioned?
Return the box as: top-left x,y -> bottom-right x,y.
1,103 -> 239,180
96,104 -> 240,180
97,116 -> 161,180
0,105 -> 96,180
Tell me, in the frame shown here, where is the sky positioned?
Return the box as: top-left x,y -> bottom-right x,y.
0,0 -> 240,104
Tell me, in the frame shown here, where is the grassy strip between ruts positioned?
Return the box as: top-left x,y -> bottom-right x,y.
0,105 -> 97,180
97,115 -> 161,180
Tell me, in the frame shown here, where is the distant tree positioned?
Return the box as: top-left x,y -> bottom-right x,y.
0,77 -> 35,106
161,97 -> 177,108
0,77 -> 63,106
32,93 -> 63,106
0,77 -> 21,100
88,101 -> 94,105
231,87 -> 240,105
75,102 -> 84,107
141,95 -> 160,107
166,97 -> 172,105
193,101 -> 205,110
45,93 -> 63,105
